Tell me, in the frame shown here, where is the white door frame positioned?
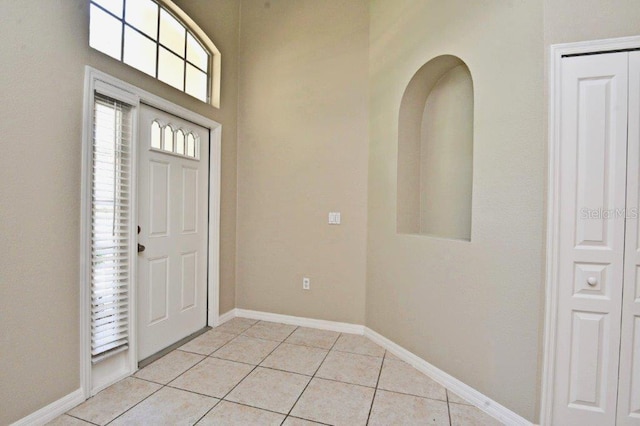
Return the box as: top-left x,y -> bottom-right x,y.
79,66 -> 222,398
542,35 -> 640,425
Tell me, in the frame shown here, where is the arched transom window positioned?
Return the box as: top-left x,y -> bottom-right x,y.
151,120 -> 200,159
89,0 -> 220,106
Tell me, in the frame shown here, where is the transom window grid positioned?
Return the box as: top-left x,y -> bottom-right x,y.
151,120 -> 200,160
90,0 -> 210,103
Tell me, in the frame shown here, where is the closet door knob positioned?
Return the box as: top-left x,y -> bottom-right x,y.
587,277 -> 598,286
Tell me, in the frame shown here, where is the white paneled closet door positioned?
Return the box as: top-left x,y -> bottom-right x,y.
553,49 -> 640,426
554,51 -> 629,426
619,51 -> 640,426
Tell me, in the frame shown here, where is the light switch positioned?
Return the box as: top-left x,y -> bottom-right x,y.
328,212 -> 341,225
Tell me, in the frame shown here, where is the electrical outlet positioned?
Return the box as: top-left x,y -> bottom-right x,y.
303,277 -> 310,290
328,212 -> 341,225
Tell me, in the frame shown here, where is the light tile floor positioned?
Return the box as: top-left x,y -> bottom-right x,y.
49,318 -> 504,425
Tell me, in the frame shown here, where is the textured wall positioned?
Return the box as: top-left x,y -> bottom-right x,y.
366,0 -> 544,421
419,64 -> 473,239
235,0 -> 370,324
544,0 -> 640,45
7,1 -> 640,423
0,1 -> 239,423
173,0 -> 240,319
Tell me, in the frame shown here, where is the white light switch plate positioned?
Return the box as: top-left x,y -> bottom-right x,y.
328,212 -> 341,225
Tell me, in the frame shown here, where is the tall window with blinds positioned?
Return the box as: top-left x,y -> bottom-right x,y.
90,93 -> 133,362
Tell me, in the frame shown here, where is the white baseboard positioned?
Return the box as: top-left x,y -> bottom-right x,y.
11,388 -> 85,426
16,310 -> 531,426
364,327 -> 534,426
234,309 -> 531,424
234,308 -> 365,334
217,309 -> 237,326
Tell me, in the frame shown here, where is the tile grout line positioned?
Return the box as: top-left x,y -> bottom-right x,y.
64,412 -> 100,425
103,380 -> 166,425
330,347 -> 388,359
63,322 -> 290,425
194,321 -> 280,425
282,328 -> 341,349
200,399 -> 288,420
200,321 -> 275,366
208,353 -> 263,366
191,323 -> 266,425
248,363 -> 315,378
365,349 -> 386,425
283,371 -> 382,390
165,350 -> 215,385
129,376 -> 162,385
292,341 -> 451,401
71,322 -> 407,426
280,332 -> 342,426
177,334 -> 236,357
229,325 -> 300,397
191,323 -> 300,424
366,385 -> 449,402
213,318 -> 259,334
105,350 -> 215,425
164,384 -> 225,400
106,327 -> 253,426
202,326 -> 340,425
446,389 -> 453,426
313,350 -> 386,388
284,415 -> 333,426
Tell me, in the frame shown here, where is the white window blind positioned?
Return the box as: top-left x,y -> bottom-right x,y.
90,93 -> 133,362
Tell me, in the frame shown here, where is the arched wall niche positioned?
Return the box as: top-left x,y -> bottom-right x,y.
397,55 -> 474,240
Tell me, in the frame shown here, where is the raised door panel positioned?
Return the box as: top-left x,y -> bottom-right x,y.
575,78 -> 618,249
149,161 -> 170,236
568,312 -> 609,408
181,167 -> 198,233
554,52 -> 628,426
180,252 -> 197,311
148,257 -> 169,324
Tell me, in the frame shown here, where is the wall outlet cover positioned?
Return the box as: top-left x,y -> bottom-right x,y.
328,212 -> 341,224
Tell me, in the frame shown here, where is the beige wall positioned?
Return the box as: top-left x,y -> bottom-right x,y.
420,64 -> 473,239
173,0 -> 240,319
544,0 -> 640,45
6,1 -> 640,424
366,0 -> 544,422
0,0 -> 239,423
235,0 -> 369,324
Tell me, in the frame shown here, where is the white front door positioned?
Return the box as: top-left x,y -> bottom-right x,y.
137,104 -> 209,360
